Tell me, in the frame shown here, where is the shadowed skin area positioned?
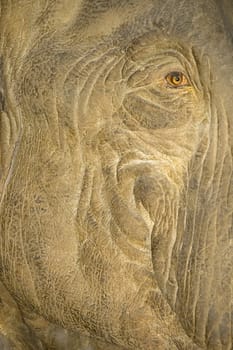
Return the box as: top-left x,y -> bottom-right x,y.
0,0 -> 232,349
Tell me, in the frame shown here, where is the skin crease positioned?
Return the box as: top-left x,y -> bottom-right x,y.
0,0 -> 232,349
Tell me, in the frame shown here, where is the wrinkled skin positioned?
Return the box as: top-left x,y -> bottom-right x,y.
0,0 -> 233,349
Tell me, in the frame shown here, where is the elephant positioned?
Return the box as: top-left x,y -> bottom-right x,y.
0,0 -> 232,349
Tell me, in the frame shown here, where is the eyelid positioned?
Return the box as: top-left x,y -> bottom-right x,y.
127,61 -> 192,91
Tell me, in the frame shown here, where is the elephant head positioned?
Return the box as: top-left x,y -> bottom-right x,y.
0,0 -> 232,349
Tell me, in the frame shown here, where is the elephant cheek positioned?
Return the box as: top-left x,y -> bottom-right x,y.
148,128 -> 233,349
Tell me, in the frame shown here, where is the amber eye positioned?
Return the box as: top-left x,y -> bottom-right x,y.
165,71 -> 189,88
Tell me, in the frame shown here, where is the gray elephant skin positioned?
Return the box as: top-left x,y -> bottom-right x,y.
0,0 -> 232,349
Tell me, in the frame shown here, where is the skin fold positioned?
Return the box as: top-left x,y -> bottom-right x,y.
0,0 -> 232,349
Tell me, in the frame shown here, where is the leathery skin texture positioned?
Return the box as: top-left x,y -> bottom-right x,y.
0,0 -> 232,349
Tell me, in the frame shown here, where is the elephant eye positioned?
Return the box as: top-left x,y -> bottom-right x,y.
165,71 -> 190,88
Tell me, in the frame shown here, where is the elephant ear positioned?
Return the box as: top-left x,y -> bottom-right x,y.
218,0 -> 233,41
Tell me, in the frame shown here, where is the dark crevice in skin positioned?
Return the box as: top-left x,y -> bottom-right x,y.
0,89 -> 5,113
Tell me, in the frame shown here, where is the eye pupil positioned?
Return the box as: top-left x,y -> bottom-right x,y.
174,75 -> 180,82
172,73 -> 182,84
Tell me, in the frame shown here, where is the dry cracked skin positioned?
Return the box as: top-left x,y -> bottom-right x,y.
0,0 -> 232,349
